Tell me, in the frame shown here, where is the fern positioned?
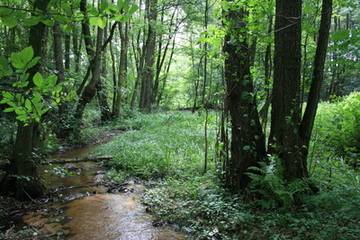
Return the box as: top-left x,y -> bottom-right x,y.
246,157 -> 310,209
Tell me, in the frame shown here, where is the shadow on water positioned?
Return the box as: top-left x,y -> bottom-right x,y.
20,136 -> 188,240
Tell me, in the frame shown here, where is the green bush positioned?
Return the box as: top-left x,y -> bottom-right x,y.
311,92 -> 360,169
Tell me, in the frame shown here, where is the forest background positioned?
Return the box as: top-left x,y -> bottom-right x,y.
0,0 -> 360,239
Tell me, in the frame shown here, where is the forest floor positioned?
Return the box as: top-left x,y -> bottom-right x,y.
1,110 -> 360,239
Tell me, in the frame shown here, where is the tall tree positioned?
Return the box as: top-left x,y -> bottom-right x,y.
222,0 -> 332,193
113,22 -> 129,117
268,0 -> 304,180
75,0 -> 112,122
269,0 -> 332,185
0,0 -> 50,200
222,2 -> 266,192
139,0 -> 158,111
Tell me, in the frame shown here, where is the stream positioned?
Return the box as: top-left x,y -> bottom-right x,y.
17,137 -> 188,239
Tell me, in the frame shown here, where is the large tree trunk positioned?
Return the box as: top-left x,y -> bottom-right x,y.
223,6 -> 266,192
269,0 -> 306,180
0,0 -> 49,200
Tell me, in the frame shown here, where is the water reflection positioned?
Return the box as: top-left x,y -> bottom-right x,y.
22,134 -> 188,239
64,193 -> 186,240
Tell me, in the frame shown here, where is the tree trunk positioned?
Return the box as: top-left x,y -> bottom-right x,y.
139,0 -> 157,111
300,0 -> 332,156
53,21 -> 67,117
223,6 -> 266,192
269,0 -> 305,180
75,27 -> 104,120
0,0 -> 50,200
113,22 -> 129,117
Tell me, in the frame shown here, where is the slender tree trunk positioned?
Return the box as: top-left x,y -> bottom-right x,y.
300,0 -> 332,153
73,27 -> 81,73
53,21 -> 67,117
113,22 -> 129,117
64,33 -> 71,70
75,27 -> 104,120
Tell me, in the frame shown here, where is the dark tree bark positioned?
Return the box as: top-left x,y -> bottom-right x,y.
223,7 -> 266,192
75,26 -> 104,120
64,33 -> 71,70
268,0 -> 304,180
75,0 -> 113,122
300,0 -> 332,157
0,0 -> 50,200
139,0 -> 157,111
113,22 -> 129,117
53,21 -> 67,118
269,0 -> 332,183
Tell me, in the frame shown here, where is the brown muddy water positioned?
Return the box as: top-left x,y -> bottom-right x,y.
19,138 -> 188,240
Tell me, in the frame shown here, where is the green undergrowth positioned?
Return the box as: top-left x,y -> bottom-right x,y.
94,111 -> 218,179
94,110 -> 360,239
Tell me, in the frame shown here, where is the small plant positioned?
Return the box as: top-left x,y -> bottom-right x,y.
102,169 -> 127,184
47,166 -> 79,178
246,156 -> 310,209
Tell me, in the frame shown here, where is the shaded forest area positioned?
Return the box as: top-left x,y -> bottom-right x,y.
1,0 -> 360,239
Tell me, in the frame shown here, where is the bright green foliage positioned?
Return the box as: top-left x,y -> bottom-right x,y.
246,158 -> 310,209
0,47 -> 63,124
311,92 -> 360,169
105,110 -> 359,239
10,46 -> 41,70
94,111 -> 217,179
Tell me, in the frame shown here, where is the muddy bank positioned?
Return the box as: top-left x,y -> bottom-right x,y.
1,135 -> 188,240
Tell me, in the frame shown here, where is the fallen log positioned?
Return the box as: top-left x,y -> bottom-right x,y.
41,156 -> 114,164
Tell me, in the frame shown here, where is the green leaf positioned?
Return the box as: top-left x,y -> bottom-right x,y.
89,16 -> 99,26
54,14 -> 68,22
23,16 -> 41,26
25,98 -> 32,111
62,3 -> 72,16
62,24 -> 74,33
243,145 -> 251,151
44,75 -> 58,88
3,107 -> 14,113
12,10 -> 26,19
100,0 -> 108,12
1,16 -> 18,28
15,107 -> 26,115
0,56 -> 11,77
33,72 -> 43,87
98,17 -> 107,29
27,56 -> 41,69
117,0 -> 125,10
42,19 -> 55,26
75,13 -> 84,21
121,15 -> 131,22
10,46 -> 34,69
331,29 -> 350,42
128,5 -> 139,14
87,5 -> 99,16
110,15 -> 123,22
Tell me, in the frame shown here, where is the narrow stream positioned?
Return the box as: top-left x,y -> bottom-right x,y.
21,137 -> 187,240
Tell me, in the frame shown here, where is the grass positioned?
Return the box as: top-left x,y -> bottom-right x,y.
94,111 -> 218,179
95,108 -> 360,239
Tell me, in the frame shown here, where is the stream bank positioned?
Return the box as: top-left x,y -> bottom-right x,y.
0,135 -> 188,240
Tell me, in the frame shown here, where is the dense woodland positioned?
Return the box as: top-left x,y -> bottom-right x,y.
0,0 -> 360,239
